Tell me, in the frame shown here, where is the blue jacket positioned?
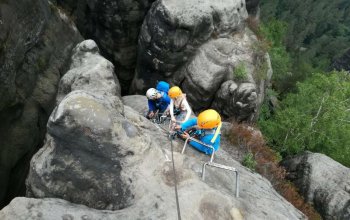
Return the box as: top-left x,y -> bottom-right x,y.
148,92 -> 170,113
180,118 -> 220,154
156,81 -> 170,93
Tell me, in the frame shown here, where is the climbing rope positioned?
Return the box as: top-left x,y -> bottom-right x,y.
170,137 -> 182,220
151,115 -> 182,219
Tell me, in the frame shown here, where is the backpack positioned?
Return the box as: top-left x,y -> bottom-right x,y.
156,81 -> 170,93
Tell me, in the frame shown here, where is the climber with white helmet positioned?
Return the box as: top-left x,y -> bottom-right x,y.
175,109 -> 222,154
146,87 -> 171,119
167,86 -> 192,128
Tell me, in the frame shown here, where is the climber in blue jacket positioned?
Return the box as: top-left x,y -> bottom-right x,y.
175,109 -> 222,155
146,87 -> 171,119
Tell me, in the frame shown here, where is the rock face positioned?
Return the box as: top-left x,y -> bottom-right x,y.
131,0 -> 272,121
22,39 -> 304,219
56,40 -> 121,103
55,0 -> 155,93
282,152 -> 350,220
26,40 -> 124,210
0,0 -> 82,208
122,95 -> 148,114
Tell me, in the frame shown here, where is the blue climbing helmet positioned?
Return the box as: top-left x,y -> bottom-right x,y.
156,81 -> 170,93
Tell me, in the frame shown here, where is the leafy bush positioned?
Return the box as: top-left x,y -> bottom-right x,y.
233,62 -> 248,80
259,71 -> 350,166
242,152 -> 257,170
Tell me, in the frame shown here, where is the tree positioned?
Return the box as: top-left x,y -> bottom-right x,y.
260,0 -> 350,72
259,71 -> 350,166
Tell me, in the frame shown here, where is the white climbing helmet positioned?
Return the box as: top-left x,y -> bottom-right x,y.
146,88 -> 159,100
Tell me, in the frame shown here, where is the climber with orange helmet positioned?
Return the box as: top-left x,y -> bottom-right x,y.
167,86 -> 192,127
175,109 -> 222,154
146,88 -> 170,119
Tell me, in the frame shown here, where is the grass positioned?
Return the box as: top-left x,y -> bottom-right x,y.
234,62 -> 248,80
242,152 -> 257,170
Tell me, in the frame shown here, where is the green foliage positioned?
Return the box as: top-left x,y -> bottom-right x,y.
259,88 -> 278,121
260,19 -> 287,48
256,56 -> 269,81
233,62 -> 248,80
242,152 -> 257,171
259,71 -> 350,166
258,20 -> 295,94
260,0 -> 350,71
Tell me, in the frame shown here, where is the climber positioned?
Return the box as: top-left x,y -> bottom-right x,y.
146,88 -> 171,119
175,109 -> 222,155
156,81 -> 170,93
167,86 -> 192,128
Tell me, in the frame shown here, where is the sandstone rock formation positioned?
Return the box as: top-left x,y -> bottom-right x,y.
54,0 -> 155,93
56,39 -> 121,104
21,39 -> 305,219
131,0 -> 272,121
26,40 -> 123,210
0,0 -> 82,207
282,152 -> 350,220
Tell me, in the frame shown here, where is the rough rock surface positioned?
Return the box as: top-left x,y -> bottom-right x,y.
54,0 -> 155,93
131,0 -> 271,121
0,0 -> 82,208
22,41 -> 305,219
56,40 -> 121,103
26,40 -> 124,210
282,152 -> 350,220
122,95 -> 148,115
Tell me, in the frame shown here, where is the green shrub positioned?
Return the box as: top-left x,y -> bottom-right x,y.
233,62 -> 248,80
242,152 -> 257,171
259,71 -> 350,166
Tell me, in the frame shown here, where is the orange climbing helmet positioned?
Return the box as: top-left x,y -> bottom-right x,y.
168,86 -> 183,99
197,109 -> 221,129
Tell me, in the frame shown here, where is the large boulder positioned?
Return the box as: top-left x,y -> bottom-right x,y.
131,0 -> 271,121
26,40 -> 124,210
23,40 -> 305,219
0,0 -> 82,208
282,152 -> 350,220
54,0 -> 155,93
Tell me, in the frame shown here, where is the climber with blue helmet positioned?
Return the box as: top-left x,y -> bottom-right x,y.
156,81 -> 170,93
175,109 -> 222,154
146,87 -> 171,119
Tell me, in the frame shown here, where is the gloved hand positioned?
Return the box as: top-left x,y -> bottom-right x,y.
180,132 -> 190,139
148,111 -> 155,118
174,125 -> 181,130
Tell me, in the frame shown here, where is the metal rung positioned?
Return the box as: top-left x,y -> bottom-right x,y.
202,162 -> 239,198
181,137 -> 215,162
206,162 -> 237,171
